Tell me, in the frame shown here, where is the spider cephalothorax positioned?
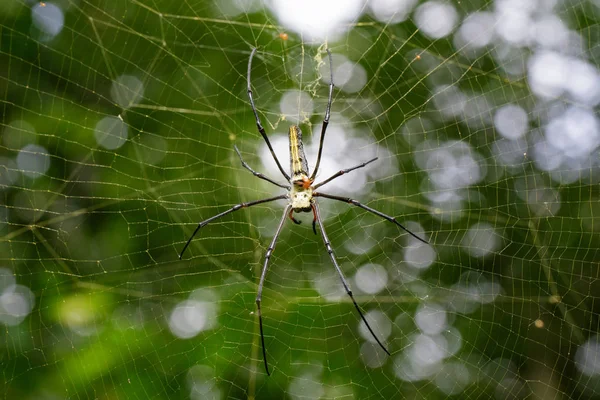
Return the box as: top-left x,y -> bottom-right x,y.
179,47 -> 429,376
290,182 -> 313,213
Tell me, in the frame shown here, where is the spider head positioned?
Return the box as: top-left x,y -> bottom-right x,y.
293,175 -> 313,190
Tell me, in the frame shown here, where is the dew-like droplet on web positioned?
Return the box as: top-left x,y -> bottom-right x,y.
31,2 -> 64,41
434,362 -> 472,395
354,263 -> 388,294
279,90 -> 314,124
414,1 -> 459,39
462,222 -> 502,258
360,341 -> 388,368
432,85 -> 467,119
528,51 -> 569,100
0,284 -> 35,326
455,12 -> 496,51
288,372 -> 325,400
17,144 -> 51,178
493,137 -> 528,168
575,336 -> 600,377
545,106 -> 600,160
266,0 -> 364,43
414,302 -> 448,336
111,75 -> 145,109
368,0 -> 418,24
404,243 -> 436,270
94,116 -> 129,150
409,333 -> 448,367
494,104 -> 529,140
168,300 -> 210,339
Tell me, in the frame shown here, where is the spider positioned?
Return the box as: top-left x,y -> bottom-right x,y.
179,48 -> 428,375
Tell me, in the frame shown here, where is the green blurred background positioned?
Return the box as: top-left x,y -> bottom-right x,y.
1,0 -> 600,398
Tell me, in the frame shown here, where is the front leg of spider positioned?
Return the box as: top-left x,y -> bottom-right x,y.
288,207 -> 301,225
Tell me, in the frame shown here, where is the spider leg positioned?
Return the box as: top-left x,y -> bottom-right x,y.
309,49 -> 334,181
311,203 -> 317,235
314,192 -> 428,245
256,204 -> 291,376
288,207 -> 301,224
179,194 -> 287,259
247,48 -> 291,182
234,145 -> 290,190
313,203 -> 390,355
312,157 -> 378,190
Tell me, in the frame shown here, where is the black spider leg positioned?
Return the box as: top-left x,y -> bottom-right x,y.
234,145 -> 290,190
247,48 -> 291,182
310,204 -> 317,235
314,192 -> 428,245
256,204 -> 291,376
310,48 -> 334,181
312,157 -> 378,190
179,194 -> 287,259
313,203 -> 391,356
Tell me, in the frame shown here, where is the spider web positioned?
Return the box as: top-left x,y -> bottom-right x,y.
1,0 -> 600,398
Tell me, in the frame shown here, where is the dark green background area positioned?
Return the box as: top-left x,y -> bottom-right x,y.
1,1 -> 600,399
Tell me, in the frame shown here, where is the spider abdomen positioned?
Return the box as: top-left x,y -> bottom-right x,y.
289,125 -> 309,178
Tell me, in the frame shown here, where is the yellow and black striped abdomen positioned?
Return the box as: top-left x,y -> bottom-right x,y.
289,125 -> 309,178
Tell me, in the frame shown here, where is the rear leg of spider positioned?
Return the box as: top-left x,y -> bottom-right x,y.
313,203 -> 391,356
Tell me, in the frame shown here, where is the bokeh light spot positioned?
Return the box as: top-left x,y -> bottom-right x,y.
94,116 -> 129,150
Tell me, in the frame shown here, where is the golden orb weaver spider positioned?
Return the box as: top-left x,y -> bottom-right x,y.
179,48 -> 428,375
